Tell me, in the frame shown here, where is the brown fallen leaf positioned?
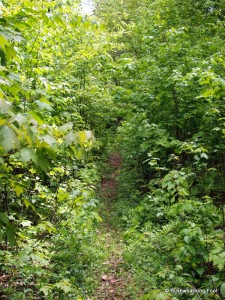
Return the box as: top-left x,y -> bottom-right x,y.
0,275 -> 10,282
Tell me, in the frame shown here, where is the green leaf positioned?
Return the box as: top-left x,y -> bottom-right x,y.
77,130 -> 94,144
13,113 -> 26,126
221,283 -> 225,297
0,212 -> 9,224
5,46 -> 17,60
186,245 -> 196,254
59,122 -> 73,133
37,155 -> 50,172
6,223 -> 16,246
200,153 -> 208,159
184,236 -> 191,244
0,125 -> 20,151
54,279 -> 72,293
210,252 -> 225,270
78,130 -> 87,144
40,285 -> 52,296
64,132 -> 77,146
8,72 -> 22,82
0,25 -> 23,46
0,33 -> 10,48
28,111 -> 44,125
20,148 -> 37,163
178,188 -> 189,197
0,76 -> 10,85
196,267 -> 204,276
40,134 -> 56,146
14,183 -> 25,196
45,146 -> 57,160
35,100 -> 53,111
212,275 -> 219,282
201,89 -> 215,98
22,198 -> 35,211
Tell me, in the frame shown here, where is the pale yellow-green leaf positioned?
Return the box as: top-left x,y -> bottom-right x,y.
0,34 -> 10,48
5,45 -> 17,59
40,286 -> 52,297
14,184 -> 24,196
55,279 -> 73,294
0,119 -> 6,125
201,89 -> 215,98
22,198 -> 36,211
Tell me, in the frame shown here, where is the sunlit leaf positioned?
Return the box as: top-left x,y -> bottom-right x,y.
0,125 -> 20,151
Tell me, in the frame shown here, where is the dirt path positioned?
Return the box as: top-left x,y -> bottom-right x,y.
94,227 -> 131,300
93,153 -> 133,300
99,153 -> 121,200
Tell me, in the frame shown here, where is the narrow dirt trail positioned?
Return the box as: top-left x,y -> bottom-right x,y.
93,153 -> 133,300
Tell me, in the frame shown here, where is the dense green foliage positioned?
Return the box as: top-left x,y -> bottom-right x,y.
96,0 -> 225,299
0,1 -> 109,298
0,0 -> 225,299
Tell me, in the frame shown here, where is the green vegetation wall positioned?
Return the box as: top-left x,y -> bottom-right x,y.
95,0 -> 225,299
0,0 -> 114,298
